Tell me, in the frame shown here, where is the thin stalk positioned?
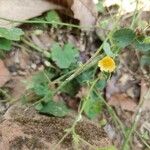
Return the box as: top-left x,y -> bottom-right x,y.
94,89 -> 126,137
53,55 -> 102,94
53,78 -> 99,150
130,0 -> 140,29
21,38 -> 44,53
52,130 -> 71,150
0,17 -> 95,29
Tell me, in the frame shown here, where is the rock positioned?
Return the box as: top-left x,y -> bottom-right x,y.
0,104 -> 111,150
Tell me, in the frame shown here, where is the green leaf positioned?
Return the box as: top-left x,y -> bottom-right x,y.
45,11 -> 61,27
32,71 -> 54,85
103,41 -> 114,57
96,1 -> 105,13
140,55 -> 150,66
27,71 -> 54,96
77,68 -> 94,85
33,84 -> 50,96
144,36 -> 150,44
134,37 -> 150,52
99,19 -> 109,29
51,43 -> 79,69
0,27 -> 24,41
112,28 -> 135,48
61,79 -> 79,97
84,92 -> 103,119
0,38 -> 12,51
35,100 -> 69,117
95,79 -> 106,90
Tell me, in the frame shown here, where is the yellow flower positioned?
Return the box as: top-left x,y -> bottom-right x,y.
98,56 -> 116,72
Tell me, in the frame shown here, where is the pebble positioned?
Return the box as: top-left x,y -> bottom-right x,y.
11,72 -> 17,76
31,63 -> 37,70
44,60 -> 51,67
18,70 -> 27,76
38,65 -> 45,71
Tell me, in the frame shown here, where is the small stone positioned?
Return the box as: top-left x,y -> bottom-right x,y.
104,124 -> 116,140
11,72 -> 17,76
18,71 -> 27,76
8,65 -> 18,73
44,61 -> 51,67
31,63 -> 37,70
38,65 -> 44,71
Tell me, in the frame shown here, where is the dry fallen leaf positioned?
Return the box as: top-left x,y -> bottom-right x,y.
6,76 -> 27,99
0,0 -> 62,28
71,0 -> 97,27
76,87 -> 89,98
140,80 -> 150,111
0,59 -> 10,87
104,0 -> 150,13
108,93 -> 137,112
0,0 -> 97,28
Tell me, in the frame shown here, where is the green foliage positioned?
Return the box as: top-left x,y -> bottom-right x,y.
84,92 -> 103,119
77,68 -> 94,85
61,79 -> 79,97
112,28 -> 136,48
144,36 -> 150,44
51,43 -> 79,69
36,100 -> 69,117
103,41 -> 114,57
96,0 -> 105,13
95,79 -> 106,90
134,37 -> 150,52
0,38 -> 12,51
0,27 -> 24,51
45,11 -> 61,27
27,71 -> 54,97
0,27 -> 24,41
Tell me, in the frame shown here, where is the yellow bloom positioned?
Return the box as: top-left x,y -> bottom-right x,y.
98,56 -> 116,72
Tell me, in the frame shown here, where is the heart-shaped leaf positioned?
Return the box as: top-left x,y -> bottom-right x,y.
112,28 -> 135,48
36,100 -> 69,117
51,43 -> 79,69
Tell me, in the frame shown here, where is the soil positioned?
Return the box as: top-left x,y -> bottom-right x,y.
0,104 -> 111,150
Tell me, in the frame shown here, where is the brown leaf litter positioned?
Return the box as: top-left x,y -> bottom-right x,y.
0,0 -> 62,28
0,0 -> 97,28
0,60 -> 11,87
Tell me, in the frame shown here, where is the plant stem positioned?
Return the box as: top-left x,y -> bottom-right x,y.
130,0 -> 140,29
53,55 -> 102,95
53,78 -> 99,150
94,89 -> 126,137
0,17 -> 96,29
21,38 -> 44,53
52,130 -> 71,150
